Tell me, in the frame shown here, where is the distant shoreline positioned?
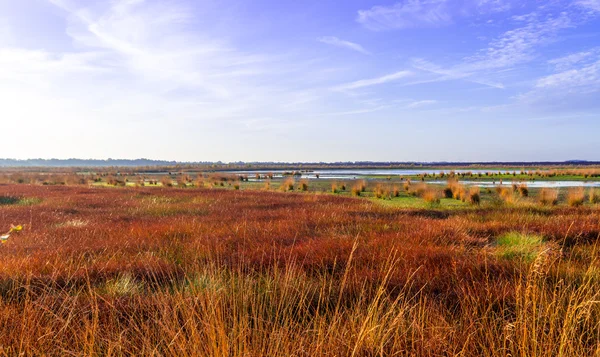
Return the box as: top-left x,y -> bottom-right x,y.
1,159 -> 599,170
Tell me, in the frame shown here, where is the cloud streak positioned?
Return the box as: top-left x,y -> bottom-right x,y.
332,70 -> 413,91
317,36 -> 370,54
357,0 -> 452,31
356,0 -> 515,31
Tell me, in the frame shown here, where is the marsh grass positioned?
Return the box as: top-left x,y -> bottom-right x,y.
161,176 -> 173,187
568,187 -> 585,207
281,178 -> 295,191
590,188 -> 600,204
497,186 -> 516,204
539,188 -> 559,206
0,196 -> 41,206
468,186 -> 480,205
299,179 -> 309,191
373,184 -> 390,199
331,182 -> 340,194
0,185 -> 599,355
518,184 -> 529,197
496,232 -> 544,261
351,180 -> 366,196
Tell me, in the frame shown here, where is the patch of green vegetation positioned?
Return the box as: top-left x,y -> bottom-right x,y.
371,196 -> 469,210
101,274 -> 143,296
495,232 -> 544,261
16,197 -> 43,206
0,196 -> 42,206
0,196 -> 20,205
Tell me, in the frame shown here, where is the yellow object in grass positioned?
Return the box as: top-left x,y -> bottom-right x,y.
1,224 -> 24,244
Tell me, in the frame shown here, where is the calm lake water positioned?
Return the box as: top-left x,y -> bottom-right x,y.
228,169 -> 600,188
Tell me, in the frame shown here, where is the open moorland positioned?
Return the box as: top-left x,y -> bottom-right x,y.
0,170 -> 599,356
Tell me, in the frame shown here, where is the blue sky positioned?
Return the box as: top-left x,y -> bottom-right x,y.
1,0 -> 599,162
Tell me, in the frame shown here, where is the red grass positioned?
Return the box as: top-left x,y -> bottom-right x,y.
0,184 -> 597,354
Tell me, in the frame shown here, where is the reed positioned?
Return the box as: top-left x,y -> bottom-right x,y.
567,187 -> 585,207
539,188 -> 559,206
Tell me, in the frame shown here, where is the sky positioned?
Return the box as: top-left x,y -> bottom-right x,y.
0,0 -> 599,162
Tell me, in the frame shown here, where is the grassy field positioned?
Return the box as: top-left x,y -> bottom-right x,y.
0,180 -> 599,356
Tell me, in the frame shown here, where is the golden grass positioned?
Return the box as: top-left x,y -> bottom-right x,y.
568,187 -> 586,207
539,188 -> 559,206
590,188 -> 600,204
468,186 -> 480,205
0,185 -> 598,355
280,177 -> 295,191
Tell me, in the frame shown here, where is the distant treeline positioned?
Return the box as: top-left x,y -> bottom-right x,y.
0,158 -> 599,170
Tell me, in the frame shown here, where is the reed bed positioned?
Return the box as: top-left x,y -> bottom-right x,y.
0,185 -> 598,355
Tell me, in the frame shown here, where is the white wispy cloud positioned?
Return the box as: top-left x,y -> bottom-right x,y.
406,99 -> 437,108
464,12 -> 572,71
576,0 -> 600,12
318,105 -> 392,116
536,59 -> 600,89
34,0 -> 333,120
518,49 -> 600,111
407,10 -> 573,90
317,36 -> 370,55
0,0 -> 357,160
548,48 -> 599,70
332,70 -> 413,91
356,0 -> 514,31
357,0 -> 452,31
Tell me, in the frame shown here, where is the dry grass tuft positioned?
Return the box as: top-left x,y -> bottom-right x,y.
589,188 -> 600,204
468,186 -> 480,205
567,187 -> 585,207
280,177 -> 295,191
299,179 -> 309,191
539,188 -> 559,206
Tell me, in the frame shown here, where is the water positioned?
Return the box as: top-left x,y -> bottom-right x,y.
226,169 -> 600,188
229,168 -> 513,179
427,181 -> 600,188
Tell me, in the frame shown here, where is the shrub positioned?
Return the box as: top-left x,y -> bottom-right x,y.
195,175 -> 205,188
233,183 -> 240,190
161,176 -> 173,187
358,180 -> 367,192
410,183 -> 428,197
453,186 -> 466,202
496,186 -> 515,204
373,184 -> 390,200
392,185 -> 400,197
445,179 -> 466,201
590,188 -> 600,204
567,187 -> 585,207
518,184 -> 529,197
106,176 -> 117,186
177,178 -> 188,188
331,182 -> 339,194
468,186 -> 480,205
442,187 -> 453,199
422,189 -> 440,205
299,179 -> 309,191
351,184 -> 362,196
281,178 -> 294,192
539,188 -> 559,206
